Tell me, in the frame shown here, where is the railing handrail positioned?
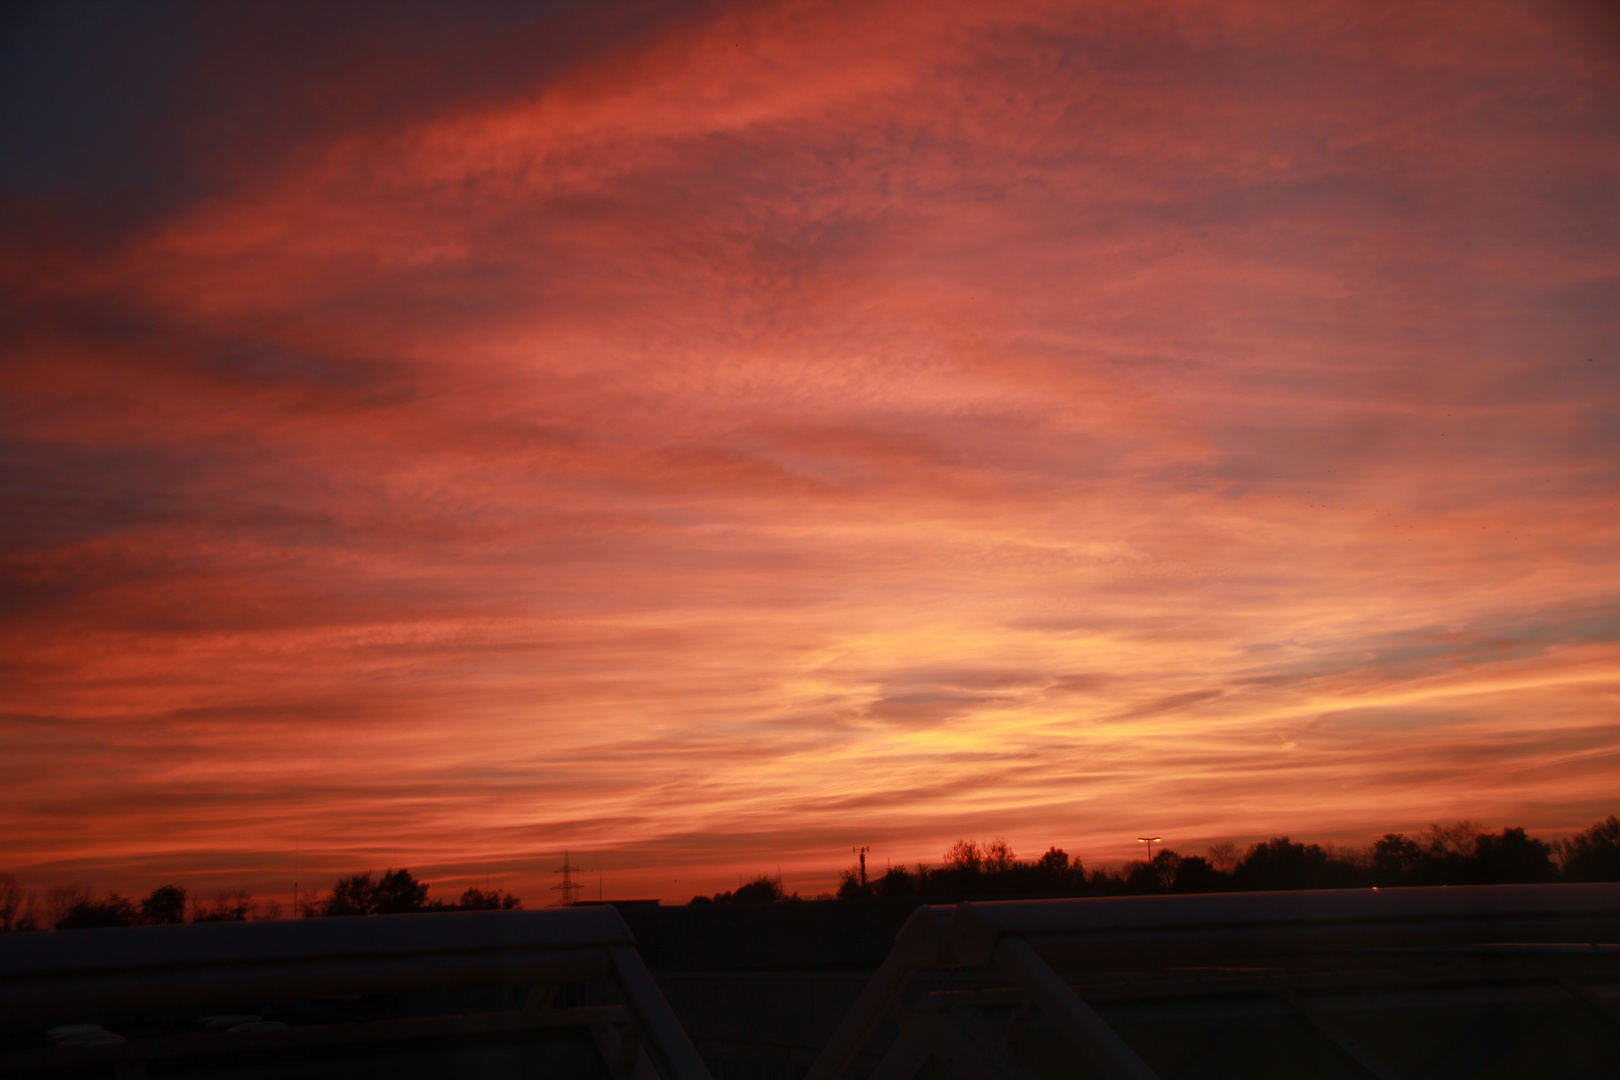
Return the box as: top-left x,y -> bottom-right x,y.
952,882 -> 1620,937
0,906 -> 634,978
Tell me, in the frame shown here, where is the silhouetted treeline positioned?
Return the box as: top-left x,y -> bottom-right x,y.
306,869 -> 521,917
0,869 -> 520,931
0,881 -> 275,932
835,839 -> 1087,901
834,816 -> 1620,901
689,875 -> 792,905
7,817 -> 1618,929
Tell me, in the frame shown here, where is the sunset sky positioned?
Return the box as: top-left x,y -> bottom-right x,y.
2,0 -> 1618,905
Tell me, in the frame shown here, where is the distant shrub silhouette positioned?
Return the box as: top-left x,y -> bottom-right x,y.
193,889 -> 257,922
56,894 -> 140,929
699,874 -> 792,904
44,885 -> 202,929
458,886 -> 522,910
732,876 -> 786,903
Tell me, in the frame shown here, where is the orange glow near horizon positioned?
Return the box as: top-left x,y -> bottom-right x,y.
2,0 -> 1618,906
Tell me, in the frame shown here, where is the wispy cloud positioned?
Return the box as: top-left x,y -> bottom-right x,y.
2,0 -> 1617,900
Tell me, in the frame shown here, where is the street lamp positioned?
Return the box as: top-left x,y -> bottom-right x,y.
1137,836 -> 1162,865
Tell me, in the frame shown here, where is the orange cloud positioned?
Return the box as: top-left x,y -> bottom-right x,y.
2,0 -> 1618,903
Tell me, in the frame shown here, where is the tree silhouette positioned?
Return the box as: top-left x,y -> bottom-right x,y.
1423,820 -> 1482,856
1231,838 -> 1357,891
1125,851 -> 1179,893
697,874 -> 792,904
0,875 -> 37,932
942,840 -> 984,873
1032,847 -> 1080,891
876,863 -> 919,897
1557,815 -> 1620,882
1170,855 -> 1226,894
140,885 -> 187,925
13,810 -> 1620,925
1205,842 -> 1239,873
320,874 -> 421,919
373,869 -> 430,914
326,872 -> 380,916
732,875 -> 786,903
1470,827 -> 1556,884
1371,833 -> 1423,886
316,869 -> 519,915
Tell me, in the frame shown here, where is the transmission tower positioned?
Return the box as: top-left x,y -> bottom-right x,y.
552,851 -> 587,906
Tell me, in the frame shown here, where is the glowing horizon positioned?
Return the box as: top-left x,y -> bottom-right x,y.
2,0 -> 1618,906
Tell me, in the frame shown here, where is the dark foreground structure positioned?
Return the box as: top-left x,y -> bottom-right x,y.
3,885 -> 1618,1079
0,905 -> 708,1080
808,885 -> 1620,1080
